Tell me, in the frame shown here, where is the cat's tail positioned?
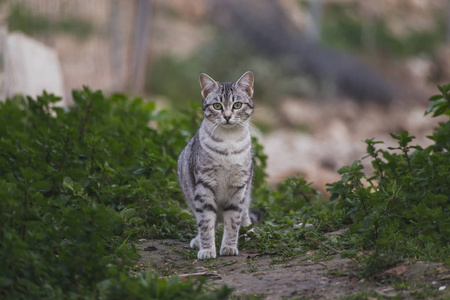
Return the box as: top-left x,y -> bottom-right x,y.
249,209 -> 263,224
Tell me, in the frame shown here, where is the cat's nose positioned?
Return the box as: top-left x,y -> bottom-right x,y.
224,116 -> 231,121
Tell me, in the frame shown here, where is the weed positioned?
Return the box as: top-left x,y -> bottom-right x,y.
240,261 -> 258,274
174,248 -> 197,260
221,260 -> 239,267
160,241 -> 176,246
326,84 -> 450,274
338,290 -> 381,300
230,294 -> 265,300
0,89 -> 243,298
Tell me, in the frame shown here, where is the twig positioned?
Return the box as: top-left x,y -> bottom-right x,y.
78,98 -> 94,141
306,237 -> 341,254
164,271 -> 222,281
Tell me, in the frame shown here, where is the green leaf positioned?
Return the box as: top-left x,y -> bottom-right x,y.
63,177 -> 74,190
429,94 -> 443,101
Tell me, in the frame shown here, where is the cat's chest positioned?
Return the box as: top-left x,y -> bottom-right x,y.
199,128 -> 251,164
207,163 -> 249,202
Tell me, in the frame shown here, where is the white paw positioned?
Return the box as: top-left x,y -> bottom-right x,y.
220,246 -> 239,256
190,236 -> 200,249
241,212 -> 252,227
241,215 -> 252,227
198,249 -> 216,259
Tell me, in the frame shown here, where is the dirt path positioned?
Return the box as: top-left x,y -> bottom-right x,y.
134,239 -> 449,299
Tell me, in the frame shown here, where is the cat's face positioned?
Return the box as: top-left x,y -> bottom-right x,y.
199,71 -> 254,128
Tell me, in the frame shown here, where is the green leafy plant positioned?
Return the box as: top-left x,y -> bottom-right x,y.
0,88 -> 242,298
98,274 -> 233,300
326,85 -> 450,274
246,84 -> 450,273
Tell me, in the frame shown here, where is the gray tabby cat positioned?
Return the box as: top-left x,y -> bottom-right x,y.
177,71 -> 260,259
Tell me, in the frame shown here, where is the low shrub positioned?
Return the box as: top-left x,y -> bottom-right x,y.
326,84 -> 450,272
0,88 -> 246,298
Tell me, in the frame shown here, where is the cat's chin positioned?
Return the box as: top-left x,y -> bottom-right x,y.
220,123 -> 238,129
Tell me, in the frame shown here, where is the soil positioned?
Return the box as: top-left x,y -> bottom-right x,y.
134,236 -> 450,299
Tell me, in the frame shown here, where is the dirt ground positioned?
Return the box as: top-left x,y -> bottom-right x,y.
134,236 -> 449,299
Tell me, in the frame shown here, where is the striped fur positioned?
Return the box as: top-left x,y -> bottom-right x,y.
177,71 -> 258,259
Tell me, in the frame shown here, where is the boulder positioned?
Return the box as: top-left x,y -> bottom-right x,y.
1,30 -> 67,106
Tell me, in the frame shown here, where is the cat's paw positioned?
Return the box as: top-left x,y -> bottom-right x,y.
220,246 -> 239,256
190,236 -> 200,249
241,214 -> 252,227
197,249 -> 216,259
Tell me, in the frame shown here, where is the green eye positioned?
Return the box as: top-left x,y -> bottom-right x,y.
233,102 -> 242,109
212,103 -> 222,110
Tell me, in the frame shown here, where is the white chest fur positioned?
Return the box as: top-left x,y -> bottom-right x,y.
198,123 -> 251,165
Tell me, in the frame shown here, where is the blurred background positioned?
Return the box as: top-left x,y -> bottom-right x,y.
1,0 -> 449,192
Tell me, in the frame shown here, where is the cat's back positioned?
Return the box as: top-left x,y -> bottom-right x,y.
178,131 -> 201,173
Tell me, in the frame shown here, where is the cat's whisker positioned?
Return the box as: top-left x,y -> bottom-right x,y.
249,122 -> 258,131
211,122 -> 220,136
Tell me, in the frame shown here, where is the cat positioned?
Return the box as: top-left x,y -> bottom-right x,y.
177,71 -> 261,259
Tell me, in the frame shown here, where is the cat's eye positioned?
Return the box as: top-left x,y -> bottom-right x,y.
212,103 -> 222,110
233,102 -> 242,109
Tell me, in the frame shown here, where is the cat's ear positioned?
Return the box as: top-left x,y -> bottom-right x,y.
235,71 -> 254,98
199,73 -> 218,98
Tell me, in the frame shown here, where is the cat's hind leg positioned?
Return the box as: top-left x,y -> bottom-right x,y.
241,210 -> 252,227
190,234 -> 200,249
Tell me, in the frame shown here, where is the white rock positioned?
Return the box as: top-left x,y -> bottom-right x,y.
2,31 -> 66,106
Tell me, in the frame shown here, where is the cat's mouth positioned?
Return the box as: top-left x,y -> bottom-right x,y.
221,120 -> 237,127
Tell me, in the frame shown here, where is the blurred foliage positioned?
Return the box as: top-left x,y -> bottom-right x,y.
98,274 -> 233,300
322,3 -> 446,57
8,4 -> 93,39
147,36 -> 318,105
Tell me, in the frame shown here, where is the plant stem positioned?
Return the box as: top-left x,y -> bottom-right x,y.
402,147 -> 414,175
305,237 -> 341,253
78,98 -> 94,141
89,145 -> 96,176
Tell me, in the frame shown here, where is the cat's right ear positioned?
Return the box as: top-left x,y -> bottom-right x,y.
199,73 -> 218,99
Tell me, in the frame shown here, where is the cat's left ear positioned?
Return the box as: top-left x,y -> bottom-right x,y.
235,71 -> 254,98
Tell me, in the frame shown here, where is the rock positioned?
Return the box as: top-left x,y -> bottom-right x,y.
1,30 -> 67,106
144,246 -> 158,251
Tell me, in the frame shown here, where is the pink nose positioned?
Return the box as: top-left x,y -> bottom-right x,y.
224,116 -> 231,121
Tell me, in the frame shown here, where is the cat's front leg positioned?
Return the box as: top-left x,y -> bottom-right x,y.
196,205 -> 217,259
193,184 -> 218,259
220,188 -> 248,256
